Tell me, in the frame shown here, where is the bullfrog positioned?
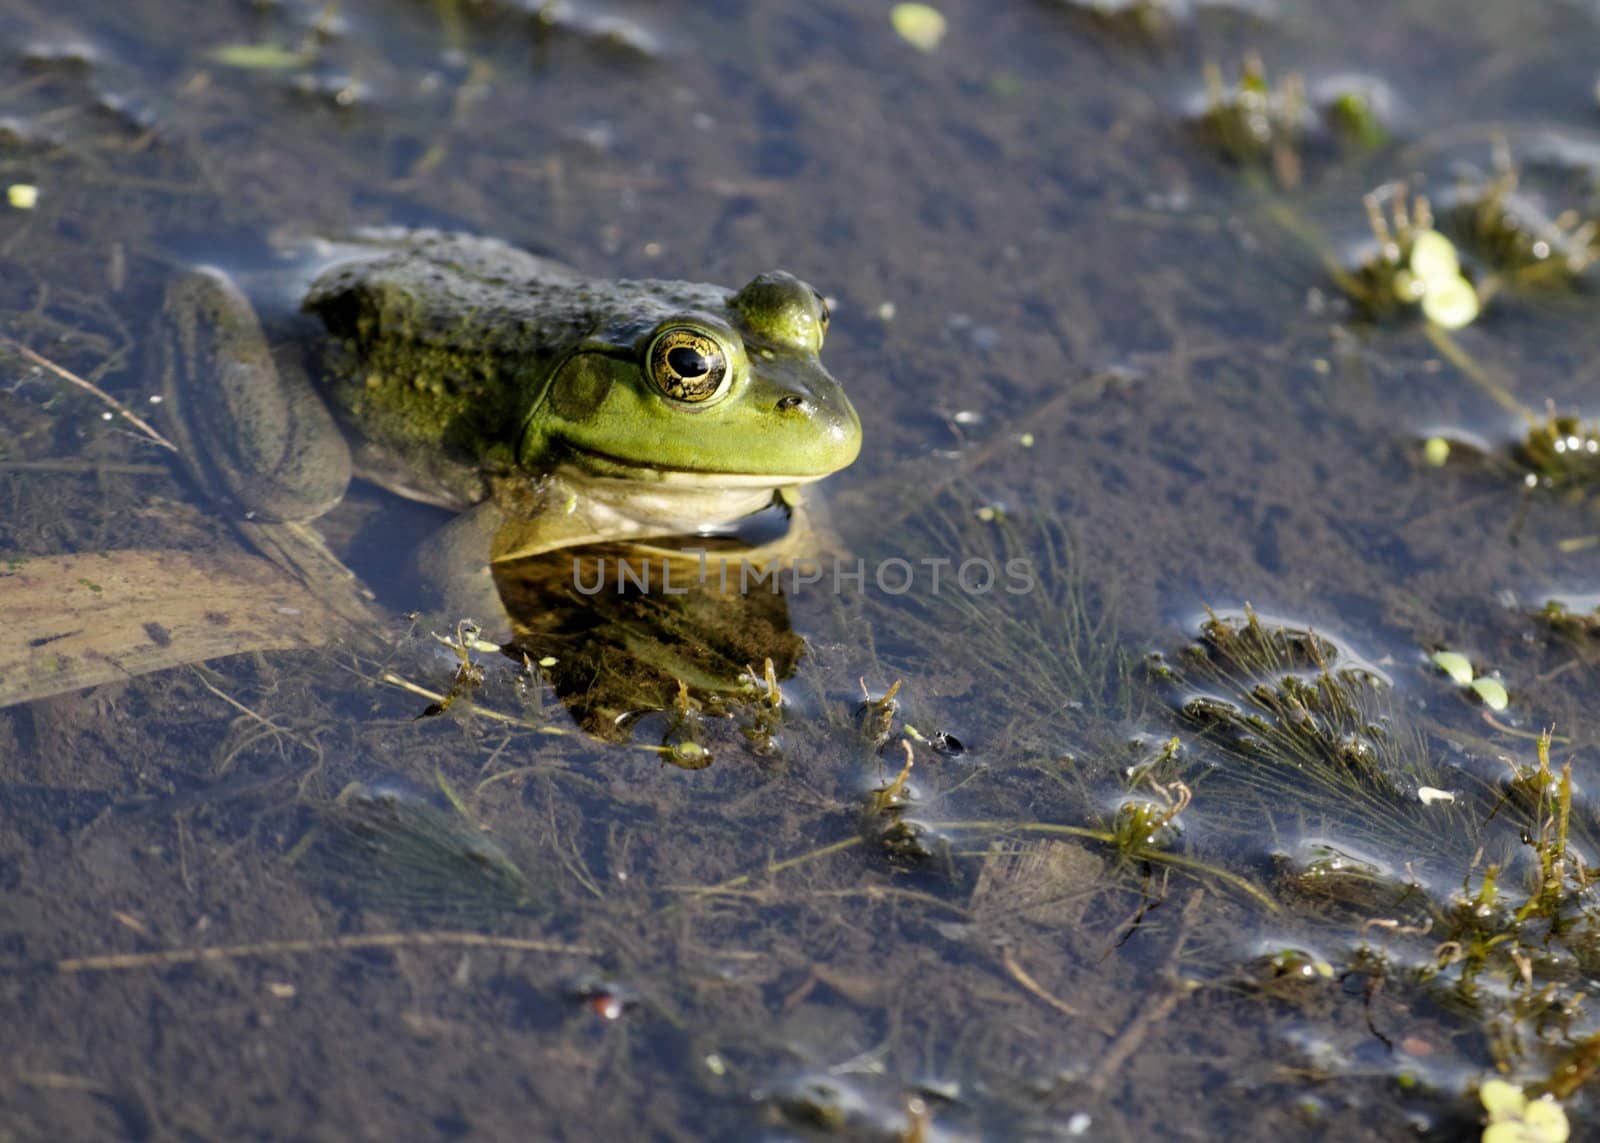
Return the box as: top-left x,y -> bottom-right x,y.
158,228 -> 862,625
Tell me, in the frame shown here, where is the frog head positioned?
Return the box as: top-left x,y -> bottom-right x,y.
522,271 -> 861,496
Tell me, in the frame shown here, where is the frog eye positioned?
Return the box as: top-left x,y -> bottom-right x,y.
646,326 -> 731,403
813,289 -> 830,335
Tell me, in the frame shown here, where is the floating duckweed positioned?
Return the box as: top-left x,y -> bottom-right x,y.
1431,651 -> 1475,686
1470,676 -> 1510,711
1405,228 -> 1479,329
1480,1079 -> 1569,1143
1409,229 -> 1462,281
6,183 -> 38,210
1421,274 -> 1481,329
669,740 -> 711,768
1423,437 -> 1452,467
207,42 -> 309,70
1263,946 -> 1336,980
890,4 -> 947,52
1431,649 -> 1510,709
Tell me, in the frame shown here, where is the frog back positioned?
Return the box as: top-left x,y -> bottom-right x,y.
301,230 -> 594,505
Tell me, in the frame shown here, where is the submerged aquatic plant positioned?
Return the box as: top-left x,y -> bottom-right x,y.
298,774 -> 545,923
1154,608 -> 1482,913
1157,610 -> 1600,1116
869,497 -> 1137,761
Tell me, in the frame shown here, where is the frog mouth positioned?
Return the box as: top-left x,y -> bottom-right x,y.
564,447 -> 830,487
552,462 -> 799,534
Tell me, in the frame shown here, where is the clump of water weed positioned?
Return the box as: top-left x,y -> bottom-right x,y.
1536,596 -> 1600,642
1340,184 -> 1481,328
1389,733 -> 1600,1107
852,498 -> 1263,899
1513,408 -> 1600,492
1048,0 -> 1179,41
1314,74 -> 1392,151
1162,612 -> 1600,1118
1189,53 -> 1310,186
1152,607 -> 1491,915
1438,145 -> 1600,290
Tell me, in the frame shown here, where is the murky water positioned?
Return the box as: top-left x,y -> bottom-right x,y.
6,0 -> 1600,1138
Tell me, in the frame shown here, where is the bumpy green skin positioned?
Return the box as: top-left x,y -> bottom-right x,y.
300,229 -> 861,510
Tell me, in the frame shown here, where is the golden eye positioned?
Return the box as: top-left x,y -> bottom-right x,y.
647,326 -> 730,403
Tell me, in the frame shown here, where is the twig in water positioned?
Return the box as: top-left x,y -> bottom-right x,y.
0,333 -> 176,452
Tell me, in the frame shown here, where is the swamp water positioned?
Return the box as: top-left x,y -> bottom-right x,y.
5,0 -> 1600,1138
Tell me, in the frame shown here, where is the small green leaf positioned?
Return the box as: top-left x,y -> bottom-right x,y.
1520,1099 -> 1571,1143
891,4 -> 946,52
208,43 -> 309,70
1470,676 -> 1509,711
1408,229 -> 1461,282
1431,650 -> 1474,686
1422,274 -> 1481,330
1423,436 -> 1451,466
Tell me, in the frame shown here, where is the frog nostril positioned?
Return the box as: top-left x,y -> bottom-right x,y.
776,395 -> 806,412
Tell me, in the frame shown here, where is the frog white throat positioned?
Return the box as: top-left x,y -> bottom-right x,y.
552,463 -> 819,535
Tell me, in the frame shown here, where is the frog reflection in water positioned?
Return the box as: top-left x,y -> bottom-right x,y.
160,229 -> 862,626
